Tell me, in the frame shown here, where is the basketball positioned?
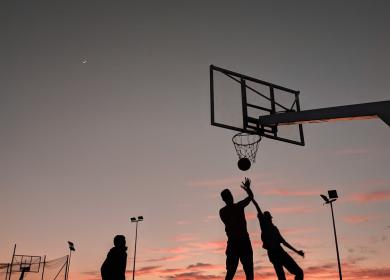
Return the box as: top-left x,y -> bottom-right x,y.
237,158 -> 251,171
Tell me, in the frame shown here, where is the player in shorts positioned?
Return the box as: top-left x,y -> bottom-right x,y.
252,197 -> 304,280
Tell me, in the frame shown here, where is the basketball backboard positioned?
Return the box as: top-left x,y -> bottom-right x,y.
12,255 -> 41,273
210,65 -> 305,146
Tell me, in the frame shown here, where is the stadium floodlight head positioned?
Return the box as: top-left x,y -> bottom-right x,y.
328,190 -> 338,199
68,241 -> 75,252
131,216 -> 144,222
320,194 -> 330,204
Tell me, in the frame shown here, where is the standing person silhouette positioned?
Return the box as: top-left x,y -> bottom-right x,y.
252,197 -> 304,280
219,178 -> 254,280
101,235 -> 128,280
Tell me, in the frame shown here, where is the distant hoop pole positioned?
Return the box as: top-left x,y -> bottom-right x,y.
40,256 -> 46,280
8,244 -> 16,280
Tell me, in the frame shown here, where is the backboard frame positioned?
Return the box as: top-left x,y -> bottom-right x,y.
210,65 -> 305,146
12,255 -> 42,273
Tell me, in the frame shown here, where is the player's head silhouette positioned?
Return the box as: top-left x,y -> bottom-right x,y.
221,189 -> 234,205
113,235 -> 126,248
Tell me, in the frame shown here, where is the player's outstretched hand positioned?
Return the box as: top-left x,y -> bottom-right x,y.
297,250 -> 305,258
241,177 -> 251,191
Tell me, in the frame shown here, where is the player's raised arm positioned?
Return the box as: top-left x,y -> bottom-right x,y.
238,177 -> 253,207
252,198 -> 263,217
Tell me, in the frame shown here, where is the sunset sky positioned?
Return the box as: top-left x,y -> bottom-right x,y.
1,1 -> 389,280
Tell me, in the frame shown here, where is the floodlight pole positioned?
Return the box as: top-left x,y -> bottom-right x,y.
133,221 -> 138,280
65,241 -> 75,280
321,192 -> 342,280
131,216 -> 143,280
65,250 -> 72,280
329,200 -> 343,280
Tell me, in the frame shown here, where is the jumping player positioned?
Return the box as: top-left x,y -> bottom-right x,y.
219,178 -> 254,280
252,196 -> 304,280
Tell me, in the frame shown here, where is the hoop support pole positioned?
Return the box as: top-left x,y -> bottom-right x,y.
258,100 -> 390,127
8,245 -> 16,280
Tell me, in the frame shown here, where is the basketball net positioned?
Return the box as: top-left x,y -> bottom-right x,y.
232,132 -> 261,163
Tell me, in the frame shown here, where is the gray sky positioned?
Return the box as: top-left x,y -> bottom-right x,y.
1,1 -> 389,279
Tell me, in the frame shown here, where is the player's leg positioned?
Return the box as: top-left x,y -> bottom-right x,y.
225,242 -> 239,280
281,251 -> 304,280
240,238 -> 254,280
268,251 -> 286,280
272,262 -> 287,280
225,255 -> 239,280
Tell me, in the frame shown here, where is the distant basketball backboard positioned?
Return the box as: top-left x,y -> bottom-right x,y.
12,255 -> 41,273
3,245 -> 69,280
210,65 -> 305,145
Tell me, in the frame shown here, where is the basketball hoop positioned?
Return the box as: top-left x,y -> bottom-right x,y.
232,132 -> 261,170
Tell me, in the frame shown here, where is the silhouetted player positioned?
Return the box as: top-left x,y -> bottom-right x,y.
220,178 -> 254,280
252,198 -> 304,280
101,235 -> 128,280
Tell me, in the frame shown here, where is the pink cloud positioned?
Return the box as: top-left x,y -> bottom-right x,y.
281,226 -> 320,235
190,241 -> 226,249
344,267 -> 390,279
81,260 -> 390,280
163,271 -> 222,280
186,263 -> 224,271
202,215 -> 218,223
246,209 -> 315,220
129,265 -> 161,275
189,241 -> 226,254
145,240 -> 227,261
143,255 -> 186,263
173,234 -> 197,242
177,220 -> 191,225
351,190 -> 390,203
246,211 -> 257,220
346,179 -> 390,189
149,245 -> 191,255
270,206 -> 314,214
262,188 -> 319,197
186,174 -> 283,189
342,215 -> 376,224
161,268 -> 187,274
